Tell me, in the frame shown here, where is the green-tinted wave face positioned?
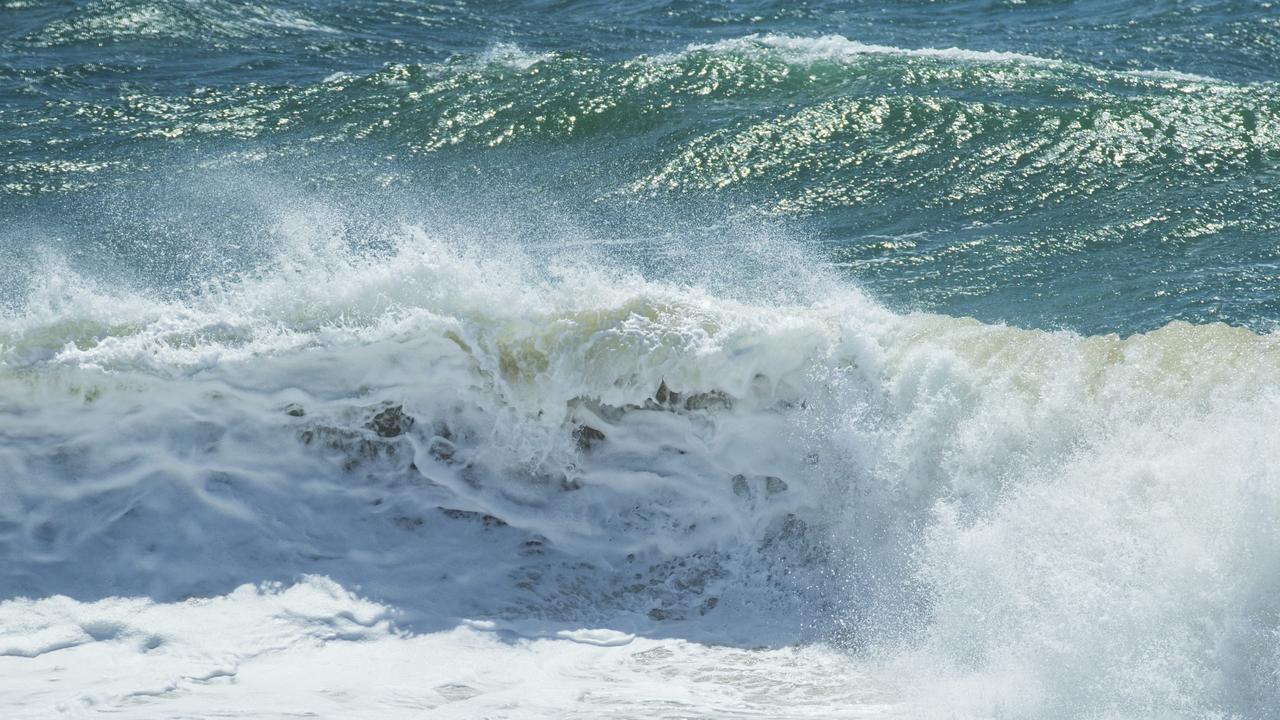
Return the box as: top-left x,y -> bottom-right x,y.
5,5 -> 1280,333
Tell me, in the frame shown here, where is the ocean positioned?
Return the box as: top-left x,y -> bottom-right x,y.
3,1 -> 1280,717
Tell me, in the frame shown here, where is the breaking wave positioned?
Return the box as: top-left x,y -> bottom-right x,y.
3,212 -> 1280,717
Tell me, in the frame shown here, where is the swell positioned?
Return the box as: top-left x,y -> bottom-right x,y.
22,0 -> 339,46
6,34 -> 1278,197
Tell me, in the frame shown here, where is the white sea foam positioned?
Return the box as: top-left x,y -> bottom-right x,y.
0,578 -> 892,718
478,43 -> 556,71
681,33 -> 1065,68
3,214 -> 1280,717
1124,68 -> 1221,84
679,34 -> 1242,90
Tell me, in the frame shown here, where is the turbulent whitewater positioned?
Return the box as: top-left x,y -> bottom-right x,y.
4,224 -> 1280,717
5,1 -> 1280,718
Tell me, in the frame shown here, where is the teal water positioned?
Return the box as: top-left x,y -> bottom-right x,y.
5,1 -> 1280,333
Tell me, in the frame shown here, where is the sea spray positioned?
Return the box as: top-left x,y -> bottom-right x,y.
4,215 -> 1280,715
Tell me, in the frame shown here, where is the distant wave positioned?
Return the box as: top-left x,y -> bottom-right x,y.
679,33 -> 1067,68
25,0 -> 339,46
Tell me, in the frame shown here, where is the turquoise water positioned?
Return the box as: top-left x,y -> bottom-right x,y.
5,1 -> 1280,333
